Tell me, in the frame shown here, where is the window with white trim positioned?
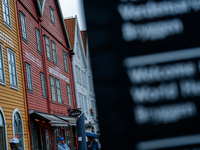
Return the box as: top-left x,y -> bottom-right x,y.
67,84 -> 72,106
75,66 -> 81,85
36,28 -> 42,54
56,78 -> 62,103
52,41 -> 57,65
84,95 -> 88,114
63,51 -> 68,73
25,63 -> 33,92
41,73 -> 47,98
0,109 -> 7,150
7,49 -> 18,88
20,12 -> 28,41
13,112 -> 24,149
50,6 -> 55,24
50,75 -> 56,102
50,76 -> 62,103
2,0 -> 11,26
81,70 -> 84,86
89,76 -> 92,92
45,36 -> 52,61
0,44 -> 5,84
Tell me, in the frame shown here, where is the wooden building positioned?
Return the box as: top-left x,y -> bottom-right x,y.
16,0 -> 77,149
0,0 -> 30,149
65,16 -> 99,134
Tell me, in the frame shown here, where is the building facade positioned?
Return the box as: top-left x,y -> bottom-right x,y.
16,0 -> 77,149
65,16 -> 99,134
0,0 -> 30,149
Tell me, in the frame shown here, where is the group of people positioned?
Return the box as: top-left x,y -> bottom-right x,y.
10,135 -> 99,150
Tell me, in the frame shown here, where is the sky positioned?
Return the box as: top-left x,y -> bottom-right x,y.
59,0 -> 87,30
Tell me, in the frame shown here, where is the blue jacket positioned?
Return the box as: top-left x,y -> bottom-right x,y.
58,142 -> 70,150
87,141 -> 99,150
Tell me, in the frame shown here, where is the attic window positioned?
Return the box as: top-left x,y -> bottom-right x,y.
50,6 -> 55,24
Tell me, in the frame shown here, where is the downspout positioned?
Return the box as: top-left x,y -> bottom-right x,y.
15,1 -> 33,150
38,17 -> 51,114
69,53 -> 77,109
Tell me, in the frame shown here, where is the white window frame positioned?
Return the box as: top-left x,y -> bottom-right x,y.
56,78 -> 62,103
41,73 -> 47,98
50,75 -> 56,102
45,36 -> 52,62
7,48 -> 18,90
50,6 -> 55,24
12,108 -> 25,150
20,11 -> 28,42
0,107 -> 8,150
36,28 -> 42,54
25,63 -> 33,92
2,0 -> 11,27
52,41 -> 57,65
63,51 -> 68,73
67,84 -> 72,106
0,43 -> 6,85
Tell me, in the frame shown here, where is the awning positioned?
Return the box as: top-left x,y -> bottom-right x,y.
29,111 -> 69,126
54,115 -> 77,126
86,132 -> 100,139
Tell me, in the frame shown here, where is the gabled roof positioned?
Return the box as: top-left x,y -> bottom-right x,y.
80,31 -> 87,56
34,0 -> 71,49
64,17 -> 76,50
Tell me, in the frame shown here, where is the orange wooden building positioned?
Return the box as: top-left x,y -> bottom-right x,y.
0,0 -> 30,149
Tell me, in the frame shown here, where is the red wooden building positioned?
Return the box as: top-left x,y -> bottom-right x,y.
16,0 -> 77,149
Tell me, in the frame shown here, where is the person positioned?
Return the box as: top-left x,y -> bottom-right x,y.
87,136 -> 99,150
58,137 -> 70,150
10,138 -> 22,150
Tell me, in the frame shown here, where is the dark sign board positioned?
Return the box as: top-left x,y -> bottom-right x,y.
84,0 -> 200,149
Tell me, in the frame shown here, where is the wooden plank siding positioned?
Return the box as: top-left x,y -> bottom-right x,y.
16,0 -> 77,149
41,0 -> 67,48
0,0 -> 30,149
17,0 -> 76,115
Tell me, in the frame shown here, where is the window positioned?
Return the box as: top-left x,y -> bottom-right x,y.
52,41 -> 57,65
81,70 -> 84,86
78,93 -> 84,113
36,28 -> 42,54
76,42 -> 80,58
50,76 -> 62,103
0,44 -> 5,84
67,84 -> 72,106
56,79 -> 62,103
7,49 -> 18,88
50,76 -> 56,102
84,96 -> 88,114
89,76 -> 92,92
0,108 -> 7,150
25,63 -> 33,92
63,51 -> 68,72
84,72 -> 87,88
13,111 -> 24,149
50,7 -> 55,24
75,66 -> 81,85
45,36 -> 52,61
41,73 -> 47,98
20,12 -> 28,41
2,0 -> 11,26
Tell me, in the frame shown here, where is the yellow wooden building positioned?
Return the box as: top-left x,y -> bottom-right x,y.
0,0 -> 30,149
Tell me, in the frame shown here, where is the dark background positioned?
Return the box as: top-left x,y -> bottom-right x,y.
84,0 -> 200,149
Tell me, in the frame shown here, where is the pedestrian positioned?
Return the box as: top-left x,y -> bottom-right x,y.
58,137 -> 70,150
87,136 -> 99,150
10,138 -> 22,150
